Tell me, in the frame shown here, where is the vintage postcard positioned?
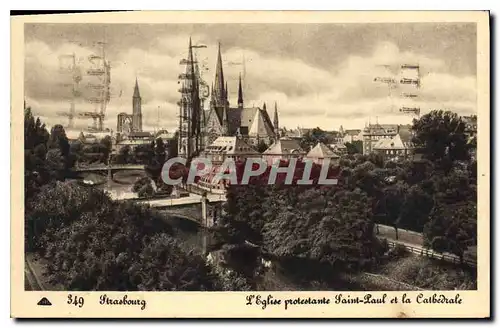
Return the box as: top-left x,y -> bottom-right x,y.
11,11 -> 490,318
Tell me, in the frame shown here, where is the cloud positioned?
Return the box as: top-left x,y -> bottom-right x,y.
25,35 -> 477,132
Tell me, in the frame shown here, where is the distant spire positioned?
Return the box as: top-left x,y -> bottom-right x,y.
273,101 -> 279,139
133,77 -> 141,98
225,82 -> 228,100
263,102 -> 267,111
237,73 -> 244,108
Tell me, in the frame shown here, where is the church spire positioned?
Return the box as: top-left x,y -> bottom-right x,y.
133,77 -> 141,98
132,77 -> 142,132
237,73 -> 243,109
225,81 -> 228,101
263,102 -> 267,111
213,42 -> 225,105
273,101 -> 279,139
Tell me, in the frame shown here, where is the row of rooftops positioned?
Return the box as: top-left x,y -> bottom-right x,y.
201,136 -> 342,159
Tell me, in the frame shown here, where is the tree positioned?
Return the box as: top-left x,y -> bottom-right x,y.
145,138 -> 168,189
262,188 -> 384,283
380,182 -> 408,239
300,127 -> 329,151
113,145 -> 131,164
48,124 -> 71,168
167,131 -> 179,159
133,143 -> 154,165
99,135 -> 113,164
27,183 -> 223,291
398,183 -> 434,233
423,200 -> 476,262
412,110 -> 470,167
132,176 -> 155,198
24,107 -> 51,200
345,140 -> 363,155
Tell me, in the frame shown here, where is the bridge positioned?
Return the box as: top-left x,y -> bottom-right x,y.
109,188 -> 226,227
74,164 -> 145,172
73,164 -> 146,180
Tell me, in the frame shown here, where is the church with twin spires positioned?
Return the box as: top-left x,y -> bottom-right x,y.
178,40 -> 280,159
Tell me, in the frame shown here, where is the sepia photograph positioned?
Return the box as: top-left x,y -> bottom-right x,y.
11,10 -> 490,318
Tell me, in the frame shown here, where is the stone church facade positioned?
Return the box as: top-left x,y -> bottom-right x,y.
203,44 -> 279,147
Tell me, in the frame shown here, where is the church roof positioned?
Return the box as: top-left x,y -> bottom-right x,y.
220,107 -> 275,137
263,137 -> 304,155
306,142 -> 340,159
248,108 -> 275,137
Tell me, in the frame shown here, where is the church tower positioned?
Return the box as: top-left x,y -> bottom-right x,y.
132,78 -> 143,132
211,42 -> 227,109
273,101 -> 279,139
209,42 -> 230,136
178,37 -> 202,159
237,73 -> 244,109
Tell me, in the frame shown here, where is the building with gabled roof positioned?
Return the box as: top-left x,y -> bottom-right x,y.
372,132 -> 414,161
200,136 -> 260,164
362,123 -> 400,155
262,137 -> 305,165
197,136 -> 260,193
306,142 -> 340,165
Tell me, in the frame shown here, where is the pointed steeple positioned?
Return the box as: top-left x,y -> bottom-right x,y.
237,73 -> 244,108
132,77 -> 142,132
225,81 -> 228,101
213,42 -> 225,105
273,101 -> 279,139
133,77 -> 141,98
263,102 -> 267,111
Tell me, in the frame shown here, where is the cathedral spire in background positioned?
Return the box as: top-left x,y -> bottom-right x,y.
133,77 -> 141,98
132,77 -> 142,132
273,101 -> 279,139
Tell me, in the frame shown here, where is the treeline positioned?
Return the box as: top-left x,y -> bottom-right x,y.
26,182 -> 224,290
212,110 -> 477,288
25,108 -> 74,201
24,107 -> 233,291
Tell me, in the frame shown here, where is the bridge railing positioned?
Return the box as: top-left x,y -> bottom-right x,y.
74,164 -> 145,171
387,241 -> 476,267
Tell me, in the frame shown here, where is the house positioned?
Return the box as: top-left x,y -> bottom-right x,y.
329,143 -> 347,156
196,136 -> 260,193
362,123 -> 399,155
306,142 -> 340,165
372,132 -> 414,161
343,129 -> 363,143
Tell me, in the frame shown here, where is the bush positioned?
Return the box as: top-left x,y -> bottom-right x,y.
388,244 -> 409,259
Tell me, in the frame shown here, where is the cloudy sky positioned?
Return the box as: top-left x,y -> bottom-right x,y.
24,22 -> 477,132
